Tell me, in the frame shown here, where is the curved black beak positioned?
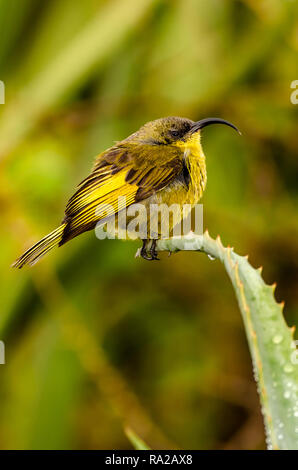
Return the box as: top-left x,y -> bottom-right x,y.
190,117 -> 241,135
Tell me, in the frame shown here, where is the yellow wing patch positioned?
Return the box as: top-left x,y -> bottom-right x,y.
61,170 -> 138,243
60,144 -> 184,244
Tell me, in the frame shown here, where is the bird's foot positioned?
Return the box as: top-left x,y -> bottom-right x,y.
140,239 -> 153,260
149,239 -> 160,260
140,239 -> 160,261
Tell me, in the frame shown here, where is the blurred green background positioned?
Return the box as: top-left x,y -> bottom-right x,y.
0,0 -> 297,450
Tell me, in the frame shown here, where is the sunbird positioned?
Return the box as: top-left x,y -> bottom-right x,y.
13,116 -> 239,267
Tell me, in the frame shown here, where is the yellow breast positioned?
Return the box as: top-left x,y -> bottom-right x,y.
176,131 -> 207,204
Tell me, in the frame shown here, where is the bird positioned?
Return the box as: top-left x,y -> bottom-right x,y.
12,116 -> 239,268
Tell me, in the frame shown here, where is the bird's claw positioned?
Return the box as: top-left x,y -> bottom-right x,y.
149,239 -> 160,260
140,239 -> 160,261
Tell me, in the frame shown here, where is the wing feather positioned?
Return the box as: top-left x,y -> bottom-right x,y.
60,144 -> 183,244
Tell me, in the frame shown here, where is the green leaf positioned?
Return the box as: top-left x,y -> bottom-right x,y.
156,232 -> 298,450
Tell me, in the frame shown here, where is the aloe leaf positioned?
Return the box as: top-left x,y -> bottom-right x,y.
156,232 -> 298,450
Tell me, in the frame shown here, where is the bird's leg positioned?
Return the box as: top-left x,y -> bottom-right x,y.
140,239 -> 153,261
149,239 -> 160,260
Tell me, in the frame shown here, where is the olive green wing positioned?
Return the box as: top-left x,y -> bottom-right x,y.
60,144 -> 183,244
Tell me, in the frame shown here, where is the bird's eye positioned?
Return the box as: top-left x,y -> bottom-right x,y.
169,129 -> 180,138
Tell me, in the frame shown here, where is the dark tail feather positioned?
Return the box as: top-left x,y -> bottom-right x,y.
12,225 -> 65,269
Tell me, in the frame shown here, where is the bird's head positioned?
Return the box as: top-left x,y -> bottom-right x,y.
128,116 -> 240,151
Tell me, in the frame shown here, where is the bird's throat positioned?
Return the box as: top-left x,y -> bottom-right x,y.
176,133 -> 207,202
